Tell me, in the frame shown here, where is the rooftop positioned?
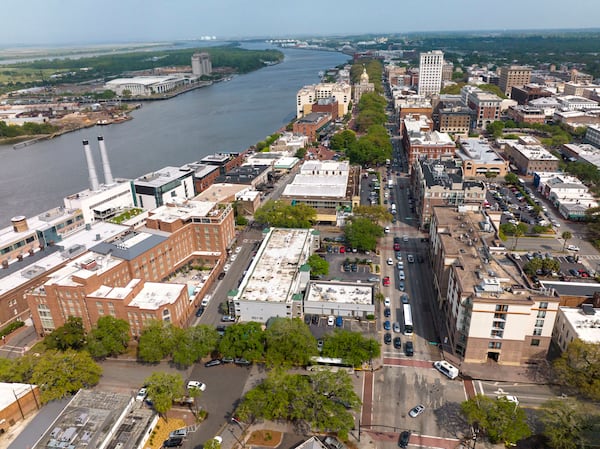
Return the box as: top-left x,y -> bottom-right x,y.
193,184 -> 249,202
236,228 -> 313,303
128,281 -> 186,309
557,306 -> 600,344
458,138 -> 505,164
0,382 -> 35,412
91,230 -> 168,261
507,142 -> 558,161
146,200 -> 219,223
134,166 -> 193,188
106,75 -> 183,86
305,281 -> 373,306
42,251 -> 125,288
298,112 -> 330,124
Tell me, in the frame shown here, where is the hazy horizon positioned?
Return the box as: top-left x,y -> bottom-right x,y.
2,0 -> 600,46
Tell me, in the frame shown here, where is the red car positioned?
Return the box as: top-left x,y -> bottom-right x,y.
339,246 -> 345,253
383,276 -> 390,286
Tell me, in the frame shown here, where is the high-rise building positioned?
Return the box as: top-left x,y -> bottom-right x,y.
191,52 -> 212,77
499,65 -> 531,97
418,51 -> 444,97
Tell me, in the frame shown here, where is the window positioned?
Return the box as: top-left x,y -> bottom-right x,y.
488,342 -> 502,349
491,330 -> 504,338
533,328 -> 542,336
537,310 -> 546,318
531,339 -> 540,346
539,302 -> 548,309
495,304 -> 508,312
535,319 -> 544,328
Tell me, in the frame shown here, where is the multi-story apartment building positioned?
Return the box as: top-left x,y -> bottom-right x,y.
507,105 -> 546,124
510,83 -> 552,105
402,114 -> 455,172
461,86 -> 502,129
437,106 -> 472,134
296,83 -> 351,118
429,207 -> 560,365
585,124 -> 600,147
191,52 -> 212,77
456,138 -> 510,178
26,200 -> 235,336
418,50 -> 444,97
499,65 -> 532,97
292,112 -> 332,142
411,158 -> 486,228
133,165 -> 195,211
504,138 -> 559,175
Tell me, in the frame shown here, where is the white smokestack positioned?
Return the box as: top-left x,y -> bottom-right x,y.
83,139 -> 100,191
97,136 -> 114,185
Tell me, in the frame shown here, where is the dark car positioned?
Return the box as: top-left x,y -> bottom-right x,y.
312,314 -> 320,325
304,314 -> 312,325
195,306 -> 205,317
401,294 -> 409,304
163,437 -> 184,447
384,320 -> 391,331
393,337 -> 402,349
384,333 -> 392,345
384,307 -> 391,317
404,341 -> 414,356
569,268 -> 579,277
566,255 -> 576,263
398,431 -> 411,448
204,359 -> 222,367
218,272 -> 226,280
216,325 -> 226,336
235,358 -> 252,366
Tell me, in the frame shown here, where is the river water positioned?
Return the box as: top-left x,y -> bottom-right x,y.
0,44 -> 348,225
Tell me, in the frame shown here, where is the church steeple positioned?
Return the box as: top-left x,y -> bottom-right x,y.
360,66 -> 369,84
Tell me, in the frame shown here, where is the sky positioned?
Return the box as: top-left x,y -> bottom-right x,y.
2,0 -> 600,46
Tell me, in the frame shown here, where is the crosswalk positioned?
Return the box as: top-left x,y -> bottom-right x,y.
582,254 -> 600,261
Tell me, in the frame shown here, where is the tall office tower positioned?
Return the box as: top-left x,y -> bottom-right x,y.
499,65 -> 531,97
418,50 -> 444,97
191,52 -> 212,76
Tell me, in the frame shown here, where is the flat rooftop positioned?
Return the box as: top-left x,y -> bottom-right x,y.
237,228 -> 312,303
91,230 -> 168,261
458,138 -> 505,163
42,251 -> 125,288
134,166 -> 192,188
146,200 -> 218,223
128,281 -> 186,309
305,281 -> 373,306
507,142 -> 558,161
558,306 -> 600,344
193,184 -> 248,202
0,382 -> 35,411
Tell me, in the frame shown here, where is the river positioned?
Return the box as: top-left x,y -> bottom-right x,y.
0,44 -> 348,225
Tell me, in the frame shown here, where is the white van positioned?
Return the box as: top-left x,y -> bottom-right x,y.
201,294 -> 212,307
433,360 -> 459,380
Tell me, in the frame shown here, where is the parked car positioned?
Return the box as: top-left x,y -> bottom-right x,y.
566,255 -> 577,263
135,387 -> 147,402
218,272 -> 226,280
163,437 -> 184,447
317,339 -> 324,351
204,359 -> 222,368
384,320 -> 391,331
404,341 -> 414,356
384,297 -> 391,307
569,268 -> 579,277
384,307 -> 391,317
393,336 -> 402,349
327,315 -> 335,326
169,429 -> 188,439
398,281 -> 405,291
367,276 -> 379,282
567,245 -> 580,251
392,322 -> 401,333
234,358 -> 251,366
387,258 -> 394,265
195,306 -> 205,317
335,316 -> 343,327
304,314 -> 312,325
398,431 -> 411,448
408,404 -> 425,418
383,276 -> 391,286
187,381 -> 206,391
401,294 -> 409,304
384,333 -> 392,345
221,315 -> 235,322
312,314 -> 320,325
398,270 -> 405,281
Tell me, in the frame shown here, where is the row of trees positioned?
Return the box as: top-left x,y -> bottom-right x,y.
0,120 -> 58,138
253,200 -> 317,228
136,317 -> 379,369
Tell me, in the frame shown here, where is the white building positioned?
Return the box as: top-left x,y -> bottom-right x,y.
133,166 -> 195,211
586,124 -> 600,147
557,95 -> 599,111
552,305 -> 600,352
63,182 -> 135,224
418,50 -> 444,97
105,75 -> 190,96
304,281 -> 374,318
296,82 -> 352,118
191,52 -> 212,77
232,228 -> 319,323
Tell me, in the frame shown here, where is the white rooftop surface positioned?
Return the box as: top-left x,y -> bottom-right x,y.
148,201 -> 217,222
0,382 -> 36,410
306,281 -> 373,306
560,307 -> 600,344
89,279 -> 141,301
0,222 -> 127,295
128,282 -> 186,309
43,251 -> 126,287
508,143 -> 558,160
300,160 -> 349,173
283,174 -> 347,198
0,208 -> 78,248
135,166 -> 191,187
237,228 -> 311,303
64,181 -> 131,202
274,156 -> 300,168
106,75 -> 181,86
458,138 -> 505,163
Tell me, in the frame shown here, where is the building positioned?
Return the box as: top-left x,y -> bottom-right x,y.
29,389 -> 155,449
105,75 -> 192,96
507,105 -> 546,124
270,132 -> 308,153
457,138 -> 509,178
292,112 -> 331,142
418,50 -> 444,97
0,383 -> 40,434
304,281 -> 374,318
503,137 -> 559,175
200,152 -> 245,176
26,201 -> 235,336
529,97 -> 561,118
563,82 -> 600,97
353,67 -> 375,103
296,82 -> 352,118
442,62 -> 454,82
429,207 -> 560,365
394,95 -> 433,121
557,95 -> 599,111
402,114 -> 455,172
281,160 -> 360,226
133,165 -> 195,211
510,83 -> 552,105
193,183 -> 262,216
499,65 -> 532,97
191,52 -> 212,76
437,106 -> 472,134
215,164 -> 271,188
585,124 -> 600,147
461,86 -> 502,129
533,171 -> 598,220
182,162 -> 221,194
232,228 -> 318,323
553,305 -> 600,352
411,159 -> 486,228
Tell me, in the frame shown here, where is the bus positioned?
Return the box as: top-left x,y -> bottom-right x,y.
403,304 -> 414,336
307,356 -> 354,373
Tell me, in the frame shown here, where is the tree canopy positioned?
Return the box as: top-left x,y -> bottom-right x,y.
218,322 -> 265,361
45,316 -> 86,351
86,316 -> 130,359
553,339 -> 600,400
144,372 -> 185,418
322,330 -> 380,367
307,254 -> 329,277
353,205 -> 393,224
540,398 -> 599,449
264,318 -> 317,367
344,216 -> 384,251
254,200 -> 317,228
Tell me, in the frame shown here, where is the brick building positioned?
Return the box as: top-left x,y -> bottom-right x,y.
293,112 -> 332,142
402,114 -> 455,172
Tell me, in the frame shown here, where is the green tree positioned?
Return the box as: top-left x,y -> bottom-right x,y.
172,325 -> 220,368
144,372 -> 185,418
352,205 -> 393,224
504,172 -> 519,185
322,330 -> 380,367
540,399 -> 597,449
218,322 -> 265,361
329,129 -> 357,152
86,316 -> 130,359
553,339 -> 600,400
264,317 -> 317,367
32,349 -> 103,403
254,200 -> 316,228
523,258 -> 543,276
561,231 -> 573,252
137,320 -> 177,363
203,438 -> 222,449
344,216 -> 384,251
512,222 -> 528,250
461,394 -> 531,446
45,316 -> 86,351
307,254 -> 329,277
